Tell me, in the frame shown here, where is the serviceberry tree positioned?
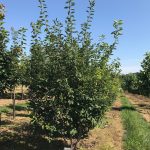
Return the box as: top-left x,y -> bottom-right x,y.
29,0 -> 122,149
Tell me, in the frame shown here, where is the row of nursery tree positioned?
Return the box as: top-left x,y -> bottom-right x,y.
121,52 -> 150,97
0,4 -> 30,98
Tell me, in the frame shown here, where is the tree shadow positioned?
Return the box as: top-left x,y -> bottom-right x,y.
2,93 -> 29,100
16,113 -> 30,117
137,104 -> 150,109
0,120 -> 12,126
0,123 -> 67,150
112,106 -> 136,111
7,104 -> 28,111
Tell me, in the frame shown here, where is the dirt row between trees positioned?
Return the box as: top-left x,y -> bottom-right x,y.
125,93 -> 150,122
0,94 -> 149,149
0,100 -> 30,134
0,99 -> 123,150
0,99 -> 27,107
79,100 -> 123,150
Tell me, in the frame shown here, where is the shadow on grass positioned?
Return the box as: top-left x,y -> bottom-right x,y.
112,106 -> 136,111
0,120 -> 12,126
16,113 -> 30,117
0,123 -> 67,150
2,93 -> 29,100
137,104 -> 150,109
7,104 -> 28,111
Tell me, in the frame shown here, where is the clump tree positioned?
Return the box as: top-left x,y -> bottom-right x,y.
10,27 -> 29,100
29,0 -> 122,149
18,53 -> 30,99
8,27 -> 27,118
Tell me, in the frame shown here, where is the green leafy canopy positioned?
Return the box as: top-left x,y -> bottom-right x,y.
28,0 -> 123,149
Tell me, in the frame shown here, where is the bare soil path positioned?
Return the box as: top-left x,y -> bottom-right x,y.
79,100 -> 123,150
0,99 -> 27,106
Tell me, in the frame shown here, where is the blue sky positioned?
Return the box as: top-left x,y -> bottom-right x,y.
1,0 -> 150,74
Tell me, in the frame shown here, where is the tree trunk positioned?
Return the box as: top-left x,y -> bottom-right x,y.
12,88 -> 16,119
21,84 -> 24,100
0,113 -> 1,126
69,138 -> 80,150
70,139 -> 77,150
11,90 -> 13,99
70,139 -> 74,150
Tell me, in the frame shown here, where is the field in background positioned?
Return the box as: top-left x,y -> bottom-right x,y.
4,86 -> 29,100
14,86 -> 28,93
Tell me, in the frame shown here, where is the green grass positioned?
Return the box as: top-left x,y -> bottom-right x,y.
0,106 -> 11,114
8,102 -> 29,111
0,102 -> 29,114
121,97 -> 150,150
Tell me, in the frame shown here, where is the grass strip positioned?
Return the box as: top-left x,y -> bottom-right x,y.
121,97 -> 150,150
0,102 -> 29,112
0,106 -> 11,114
8,102 -> 29,111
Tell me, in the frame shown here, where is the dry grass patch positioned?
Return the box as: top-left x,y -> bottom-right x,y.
0,99 -> 27,107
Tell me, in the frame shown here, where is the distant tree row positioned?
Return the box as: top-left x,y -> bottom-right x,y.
121,52 -> 150,97
0,3 -> 30,118
0,4 -> 30,98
